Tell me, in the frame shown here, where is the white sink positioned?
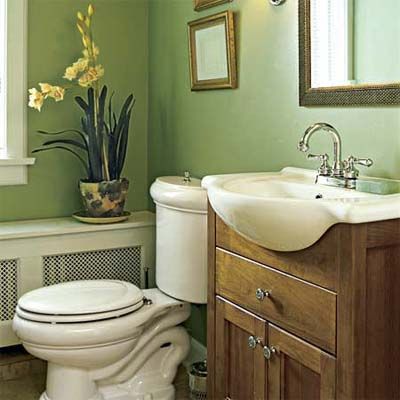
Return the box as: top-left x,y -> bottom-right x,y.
202,167 -> 400,251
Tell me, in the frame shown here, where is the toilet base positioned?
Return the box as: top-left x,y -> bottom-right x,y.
98,385 -> 175,400
39,324 -> 189,400
40,386 -> 174,400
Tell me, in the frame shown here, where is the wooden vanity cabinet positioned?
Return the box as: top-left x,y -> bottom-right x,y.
214,297 -> 335,400
207,204 -> 400,400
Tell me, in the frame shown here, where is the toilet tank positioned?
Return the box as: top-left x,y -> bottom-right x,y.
150,175 -> 208,304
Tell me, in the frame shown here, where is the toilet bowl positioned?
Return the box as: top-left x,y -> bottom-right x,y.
13,175 -> 208,400
14,283 -> 191,400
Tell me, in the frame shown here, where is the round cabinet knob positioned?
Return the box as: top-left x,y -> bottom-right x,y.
263,345 -> 277,360
248,335 -> 260,349
255,288 -> 270,301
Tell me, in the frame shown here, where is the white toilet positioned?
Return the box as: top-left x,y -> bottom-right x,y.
13,175 -> 207,400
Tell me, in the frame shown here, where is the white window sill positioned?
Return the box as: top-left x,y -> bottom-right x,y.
0,157 -> 35,166
0,157 -> 35,185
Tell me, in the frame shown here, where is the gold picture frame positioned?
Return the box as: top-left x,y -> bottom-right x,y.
194,0 -> 232,11
188,11 -> 237,91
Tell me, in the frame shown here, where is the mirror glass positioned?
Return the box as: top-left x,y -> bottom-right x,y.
310,0 -> 400,88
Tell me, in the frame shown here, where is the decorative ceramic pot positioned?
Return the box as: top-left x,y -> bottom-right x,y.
79,178 -> 129,217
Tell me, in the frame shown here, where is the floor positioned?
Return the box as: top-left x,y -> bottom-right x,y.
0,346 -> 191,400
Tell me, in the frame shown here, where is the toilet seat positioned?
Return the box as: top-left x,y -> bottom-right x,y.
17,280 -> 144,324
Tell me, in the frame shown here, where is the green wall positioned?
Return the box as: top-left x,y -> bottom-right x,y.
148,0 -> 400,344
0,0 -> 148,222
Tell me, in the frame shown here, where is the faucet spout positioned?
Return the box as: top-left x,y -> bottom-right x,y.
298,122 -> 343,176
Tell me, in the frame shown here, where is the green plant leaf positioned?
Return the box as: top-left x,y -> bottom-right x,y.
108,92 -> 115,133
98,86 -> 107,126
42,139 -> 87,151
32,146 -> 89,177
115,94 -> 134,143
75,96 -> 89,113
108,134 -> 117,179
116,108 -> 133,178
84,88 -> 103,181
37,129 -> 88,148
81,115 -> 102,181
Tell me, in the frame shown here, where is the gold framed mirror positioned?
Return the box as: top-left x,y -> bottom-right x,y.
299,0 -> 400,106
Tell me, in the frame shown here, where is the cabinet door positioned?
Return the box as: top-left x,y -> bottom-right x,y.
267,324 -> 336,400
215,296 -> 267,400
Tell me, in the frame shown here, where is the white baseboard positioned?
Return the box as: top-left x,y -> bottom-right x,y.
184,337 -> 207,369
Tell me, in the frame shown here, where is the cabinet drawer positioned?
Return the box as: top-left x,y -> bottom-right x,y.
216,249 -> 336,353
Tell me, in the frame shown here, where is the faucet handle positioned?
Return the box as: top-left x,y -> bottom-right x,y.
354,157 -> 373,167
343,156 -> 373,179
307,153 -> 332,176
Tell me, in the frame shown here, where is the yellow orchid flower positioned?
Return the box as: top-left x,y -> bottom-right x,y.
73,57 -> 89,72
28,88 -> 45,112
77,11 -> 85,21
88,4 -> 95,17
39,83 -> 53,98
78,65 -> 104,88
49,86 -> 65,102
64,65 -> 79,81
39,84 -> 65,102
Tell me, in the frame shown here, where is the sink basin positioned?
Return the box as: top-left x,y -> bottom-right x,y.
202,167 -> 400,251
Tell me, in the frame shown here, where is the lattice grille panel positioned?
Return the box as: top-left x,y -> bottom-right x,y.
0,259 -> 18,321
43,247 -> 142,287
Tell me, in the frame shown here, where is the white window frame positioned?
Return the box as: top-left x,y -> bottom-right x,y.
0,0 -> 35,186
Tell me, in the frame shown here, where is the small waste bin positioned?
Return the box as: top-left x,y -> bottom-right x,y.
188,360 -> 207,399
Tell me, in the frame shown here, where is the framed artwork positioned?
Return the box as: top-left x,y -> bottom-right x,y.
194,0 -> 232,11
188,11 -> 237,91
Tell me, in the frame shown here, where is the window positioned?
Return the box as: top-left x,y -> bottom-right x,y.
0,0 -> 6,150
0,0 -> 34,186
310,0 -> 354,88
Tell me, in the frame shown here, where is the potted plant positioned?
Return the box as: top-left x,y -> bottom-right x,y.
28,4 -> 135,220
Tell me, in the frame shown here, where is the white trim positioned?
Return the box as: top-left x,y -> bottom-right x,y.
0,211 -> 155,241
184,337 -> 207,369
0,164 -> 31,185
1,0 -> 35,185
0,157 -> 35,166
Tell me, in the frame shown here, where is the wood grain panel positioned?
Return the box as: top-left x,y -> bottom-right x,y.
215,297 -> 267,400
337,224 -> 367,400
207,202 -> 216,399
284,357 -> 320,400
268,324 -> 336,400
216,216 -> 338,291
337,222 -> 400,400
364,245 -> 400,400
366,219 -> 400,248
216,249 -> 337,353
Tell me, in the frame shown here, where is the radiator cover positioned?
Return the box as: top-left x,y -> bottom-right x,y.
43,247 -> 142,287
0,259 -> 18,322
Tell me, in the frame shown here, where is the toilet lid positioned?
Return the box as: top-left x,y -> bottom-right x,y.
18,280 -> 144,316
15,301 -> 144,323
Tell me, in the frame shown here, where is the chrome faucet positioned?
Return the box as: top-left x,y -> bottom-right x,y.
298,123 -> 373,189
298,122 -> 344,176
